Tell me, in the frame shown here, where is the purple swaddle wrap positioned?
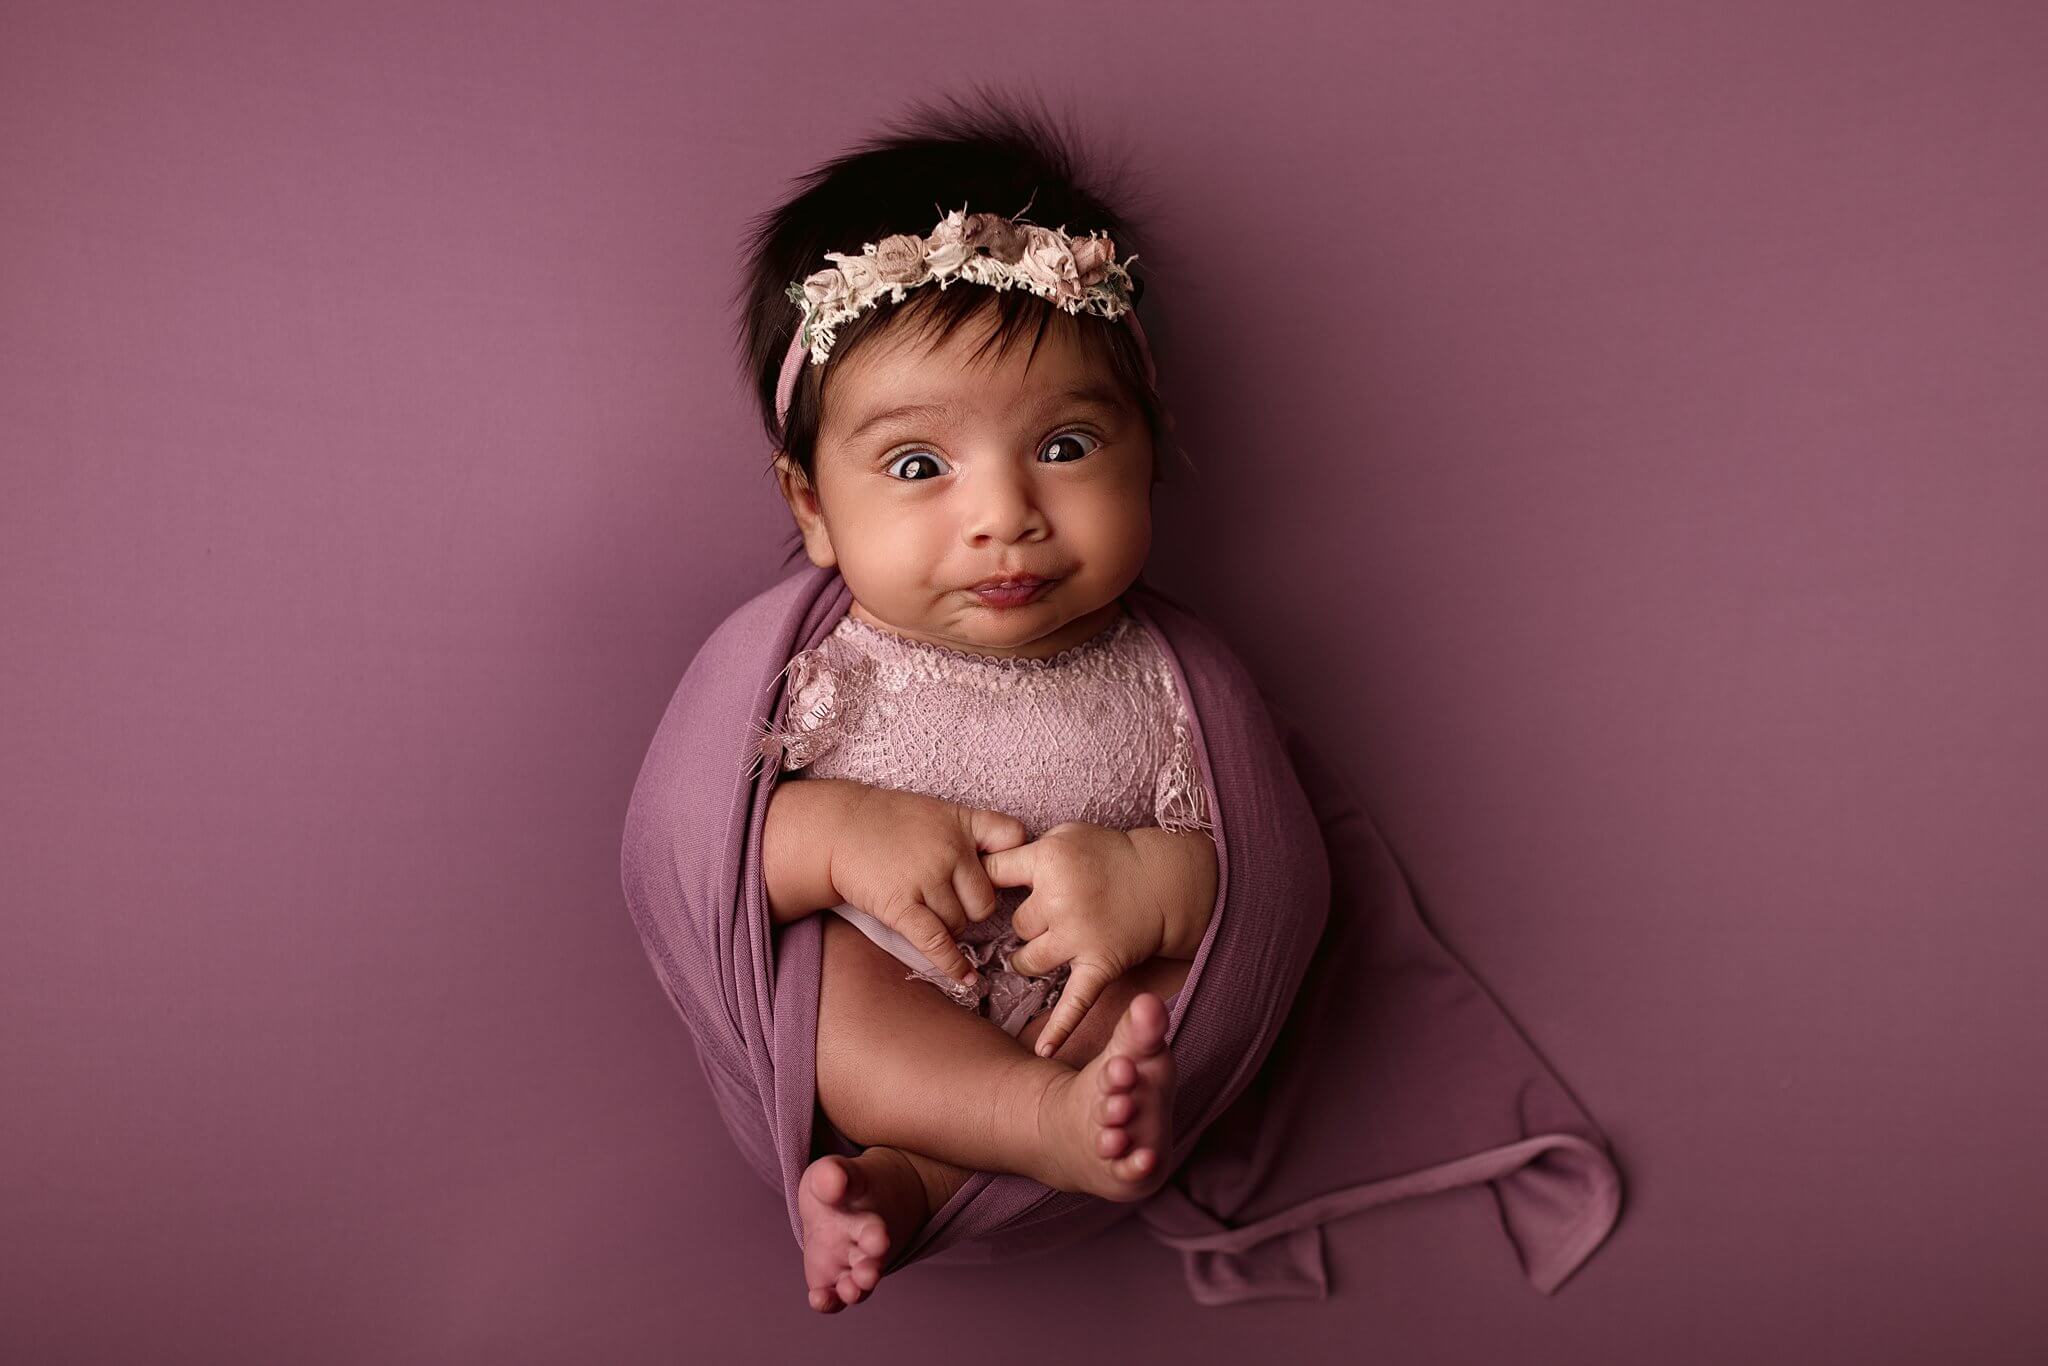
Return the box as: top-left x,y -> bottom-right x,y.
619,564 -> 1624,1303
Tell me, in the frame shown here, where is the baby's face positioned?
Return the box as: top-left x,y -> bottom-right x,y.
779,308 -> 1155,661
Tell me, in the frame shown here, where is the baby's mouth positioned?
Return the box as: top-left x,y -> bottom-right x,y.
969,577 -> 1058,607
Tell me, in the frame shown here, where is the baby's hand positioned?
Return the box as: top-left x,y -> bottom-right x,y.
980,822 -> 1168,1057
829,785 -> 1032,987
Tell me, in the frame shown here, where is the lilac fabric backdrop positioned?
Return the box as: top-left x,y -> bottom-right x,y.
4,2 -> 2043,1362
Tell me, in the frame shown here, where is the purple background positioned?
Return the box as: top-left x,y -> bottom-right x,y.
5,2 -> 2044,1362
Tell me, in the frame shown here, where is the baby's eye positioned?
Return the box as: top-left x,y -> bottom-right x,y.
881,430 -> 1100,481
1040,430 -> 1102,464
883,449 -> 950,481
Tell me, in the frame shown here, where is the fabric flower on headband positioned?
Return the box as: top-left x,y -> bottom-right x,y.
783,205 -> 1141,367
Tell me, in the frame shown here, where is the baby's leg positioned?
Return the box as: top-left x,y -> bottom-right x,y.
817,913 -> 1181,1184
887,951 -> 1193,1216
801,913 -> 1180,1310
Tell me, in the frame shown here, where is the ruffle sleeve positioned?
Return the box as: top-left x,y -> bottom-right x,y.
742,645 -> 874,778
1153,712 -> 1215,836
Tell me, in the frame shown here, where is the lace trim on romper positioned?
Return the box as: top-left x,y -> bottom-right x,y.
756,606 -> 1212,1037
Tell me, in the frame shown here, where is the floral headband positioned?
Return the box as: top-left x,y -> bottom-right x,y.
773,203 -> 1157,433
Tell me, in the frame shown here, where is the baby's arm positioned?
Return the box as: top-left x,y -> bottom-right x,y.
1126,826 -> 1220,959
764,778 -> 1019,989
763,776 -> 869,926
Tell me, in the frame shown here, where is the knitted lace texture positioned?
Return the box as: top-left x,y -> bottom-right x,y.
752,607 -> 1213,1030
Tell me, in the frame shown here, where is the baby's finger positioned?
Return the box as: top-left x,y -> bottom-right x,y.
903,904 -> 978,986
922,875 -> 969,936
1034,960 -> 1112,1058
968,806 -> 1033,854
981,837 -> 1041,893
953,855 -> 1001,924
1008,892 -> 1042,943
1005,922 -> 1058,979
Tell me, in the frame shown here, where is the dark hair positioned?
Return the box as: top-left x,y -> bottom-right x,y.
731,84 -> 1186,568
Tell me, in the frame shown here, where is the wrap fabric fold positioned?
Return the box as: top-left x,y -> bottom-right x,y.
619,563 -> 1623,1304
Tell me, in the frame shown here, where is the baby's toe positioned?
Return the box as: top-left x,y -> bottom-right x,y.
804,1153 -> 852,1204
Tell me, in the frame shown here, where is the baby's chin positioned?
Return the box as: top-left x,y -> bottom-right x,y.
910,603 -> 1128,662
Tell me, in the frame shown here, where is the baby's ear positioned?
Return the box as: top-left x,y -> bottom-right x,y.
771,450 -> 812,506
771,453 -> 837,570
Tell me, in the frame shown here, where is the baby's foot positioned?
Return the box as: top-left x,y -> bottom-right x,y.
1035,991 -> 1176,1201
796,1147 -> 930,1312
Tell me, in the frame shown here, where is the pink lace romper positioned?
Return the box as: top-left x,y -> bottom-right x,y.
756,603 -> 1215,1037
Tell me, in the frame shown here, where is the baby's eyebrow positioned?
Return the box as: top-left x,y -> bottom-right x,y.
844,383 -> 1125,445
844,402 -> 952,445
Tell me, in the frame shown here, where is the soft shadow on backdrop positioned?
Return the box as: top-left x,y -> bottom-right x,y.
4,3 -> 2043,1363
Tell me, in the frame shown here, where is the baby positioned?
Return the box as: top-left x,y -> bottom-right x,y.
734,92 -> 1220,1314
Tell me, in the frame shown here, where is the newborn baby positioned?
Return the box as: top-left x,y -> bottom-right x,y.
755,292 -> 1219,1313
